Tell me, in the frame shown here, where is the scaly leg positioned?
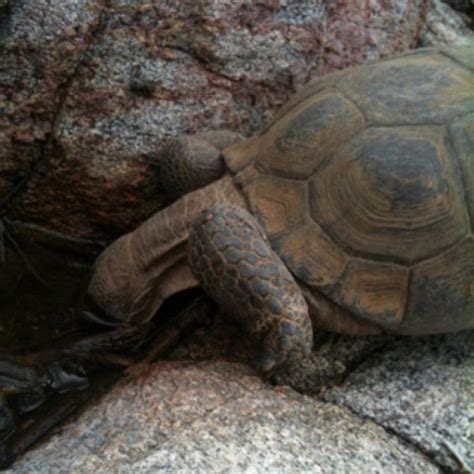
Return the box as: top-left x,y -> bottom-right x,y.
188,204 -> 313,372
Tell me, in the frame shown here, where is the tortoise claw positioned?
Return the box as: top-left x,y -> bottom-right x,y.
255,352 -> 277,373
0,359 -> 88,413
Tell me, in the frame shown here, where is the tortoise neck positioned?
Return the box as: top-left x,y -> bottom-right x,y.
88,175 -> 248,323
128,175 -> 248,319
128,175 -> 248,266
129,175 -> 248,273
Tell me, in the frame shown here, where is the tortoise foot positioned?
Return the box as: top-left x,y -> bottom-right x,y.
0,357 -> 88,468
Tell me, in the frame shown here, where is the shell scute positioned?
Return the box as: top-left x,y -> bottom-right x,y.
226,47 -> 473,333
309,126 -> 469,264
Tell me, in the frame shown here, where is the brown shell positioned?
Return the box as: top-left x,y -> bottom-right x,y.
224,46 -> 474,335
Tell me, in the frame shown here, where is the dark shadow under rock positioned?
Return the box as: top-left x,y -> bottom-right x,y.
0,220 -> 104,351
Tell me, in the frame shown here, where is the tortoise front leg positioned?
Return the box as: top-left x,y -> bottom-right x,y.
188,205 -> 313,372
158,130 -> 242,201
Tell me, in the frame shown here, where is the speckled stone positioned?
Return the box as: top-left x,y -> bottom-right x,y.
8,360 -> 439,473
324,331 -> 474,472
164,318 -> 474,471
2,0 -> 472,240
0,0 -> 104,200
424,0 -> 473,45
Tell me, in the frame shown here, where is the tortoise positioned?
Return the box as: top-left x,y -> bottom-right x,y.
83,46 -> 474,372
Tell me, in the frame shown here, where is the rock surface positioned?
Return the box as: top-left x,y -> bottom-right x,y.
0,0 -> 104,207
8,360 -> 440,473
424,0 -> 474,45
170,319 -> 474,472
1,0 -> 472,241
324,332 -> 474,472
7,328 -> 474,472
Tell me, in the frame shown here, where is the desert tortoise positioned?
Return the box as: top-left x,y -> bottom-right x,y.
84,46 -> 474,372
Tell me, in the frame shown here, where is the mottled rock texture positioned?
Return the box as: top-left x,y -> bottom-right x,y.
324,332 -> 474,472
0,0 -> 104,210
8,361 -> 440,473
6,315 -> 472,472
1,0 -> 472,241
425,0 -> 474,43
170,319 -> 474,472
443,0 -> 474,27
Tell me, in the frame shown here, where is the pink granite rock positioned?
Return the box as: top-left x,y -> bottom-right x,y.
2,0 -> 472,240
0,0 -> 104,205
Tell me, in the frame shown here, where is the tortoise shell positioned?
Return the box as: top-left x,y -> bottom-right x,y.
224,46 -> 474,335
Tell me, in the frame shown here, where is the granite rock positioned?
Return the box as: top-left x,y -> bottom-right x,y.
165,319 -> 474,471
0,0 -> 104,205
168,316 -> 473,471
423,0 -> 474,45
1,0 -> 472,240
6,320 -> 472,471
8,360 -> 440,473
324,331 -> 474,472
442,0 -> 473,27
